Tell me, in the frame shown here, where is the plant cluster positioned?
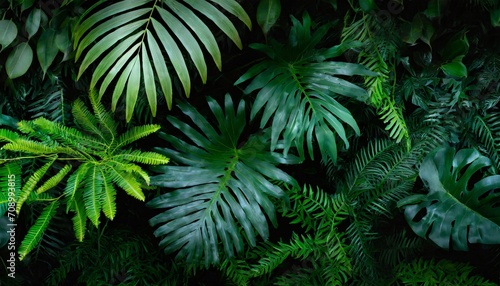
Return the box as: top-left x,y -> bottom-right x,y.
1,0 -> 500,285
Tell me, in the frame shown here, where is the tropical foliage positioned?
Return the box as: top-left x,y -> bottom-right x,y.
1,0 -> 500,285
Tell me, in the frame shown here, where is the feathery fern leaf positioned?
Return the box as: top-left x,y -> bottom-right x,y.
341,14 -> 410,148
18,200 -> 60,261
148,94 -> 299,266
0,162 -> 21,216
0,90 -> 168,258
74,0 -> 251,121
470,112 -> 500,170
235,13 -> 374,163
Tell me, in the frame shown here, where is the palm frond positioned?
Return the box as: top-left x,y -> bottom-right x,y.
74,0 -> 251,121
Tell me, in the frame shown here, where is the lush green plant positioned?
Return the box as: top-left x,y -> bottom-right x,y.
2,0 -> 500,285
0,90 -> 169,260
148,94 -> 300,267
74,0 -> 251,121
399,146 -> 500,250
235,13 -> 375,162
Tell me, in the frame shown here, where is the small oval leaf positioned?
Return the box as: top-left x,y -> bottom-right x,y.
37,29 -> 59,76
0,20 -> 18,50
26,8 -> 42,39
6,42 -> 33,79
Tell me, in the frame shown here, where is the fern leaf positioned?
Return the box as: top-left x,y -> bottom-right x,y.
107,160 -> 150,185
36,164 -> 72,194
107,163 -> 144,201
64,163 -> 91,211
69,192 -> 87,242
89,89 -> 117,144
72,99 -> 106,143
16,158 -> 56,214
111,124 -> 160,151
0,129 -> 20,143
0,162 -> 21,215
83,164 -> 103,227
18,200 -> 60,261
113,149 -> 169,165
99,169 -> 117,220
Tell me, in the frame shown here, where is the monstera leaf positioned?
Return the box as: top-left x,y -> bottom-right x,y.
399,146 -> 500,250
147,94 -> 300,266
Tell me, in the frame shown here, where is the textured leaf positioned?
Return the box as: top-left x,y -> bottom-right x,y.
400,146 -> 500,250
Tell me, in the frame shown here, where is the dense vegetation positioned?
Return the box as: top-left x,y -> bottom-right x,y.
1,0 -> 500,285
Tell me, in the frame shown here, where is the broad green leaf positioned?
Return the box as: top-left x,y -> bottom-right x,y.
491,9 -> 500,27
400,146 -> 500,250
148,94 -> 298,266
440,32 -> 469,62
37,28 -> 59,76
256,0 -> 281,35
359,0 -> 378,12
6,42 -> 33,79
25,8 -> 41,39
401,15 -> 423,45
0,20 -> 18,50
441,61 -> 467,78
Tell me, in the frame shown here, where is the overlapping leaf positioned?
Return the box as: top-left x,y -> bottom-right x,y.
235,14 -> 374,163
148,94 -> 300,266
74,0 -> 251,121
399,146 -> 500,250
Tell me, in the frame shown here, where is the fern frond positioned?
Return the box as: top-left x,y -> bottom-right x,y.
471,112 -> 500,169
16,158 -> 56,214
107,163 -> 144,201
31,117 -> 108,151
113,149 -> 169,165
69,192 -> 87,242
64,163 -> 91,211
99,168 -> 117,220
83,164 -> 103,227
0,162 -> 21,215
111,124 -> 161,151
18,200 -> 60,261
72,98 -> 106,142
89,89 -> 117,143
0,129 -> 20,143
36,164 -> 72,194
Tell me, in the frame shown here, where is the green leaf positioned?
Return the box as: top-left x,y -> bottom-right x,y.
6,42 -> 33,79
491,9 -> 500,27
36,164 -> 72,194
18,200 -> 59,261
148,94 -> 298,266
256,0 -> 281,36
25,8 -> 42,40
37,28 -> 59,76
400,146 -> 500,250
359,0 -> 378,12
69,192 -> 87,242
83,164 -> 103,227
401,15 -> 423,45
441,61 -> 467,78
0,20 -> 18,51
